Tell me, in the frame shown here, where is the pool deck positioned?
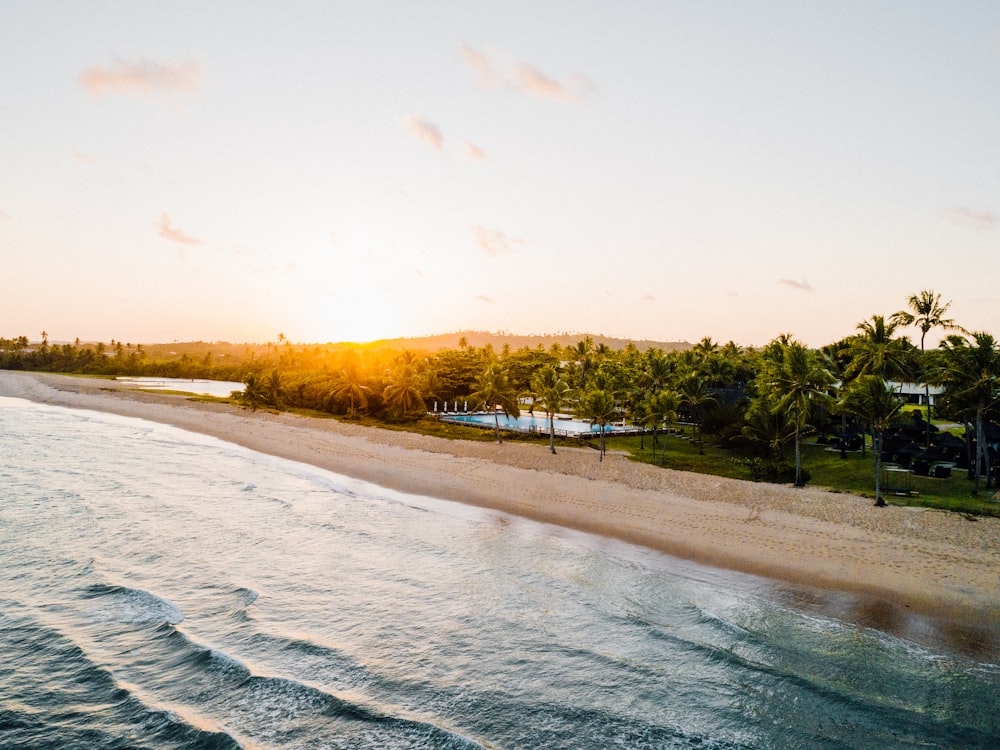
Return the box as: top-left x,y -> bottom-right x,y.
434,411 -> 645,438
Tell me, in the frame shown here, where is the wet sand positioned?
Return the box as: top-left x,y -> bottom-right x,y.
3,371 -> 998,640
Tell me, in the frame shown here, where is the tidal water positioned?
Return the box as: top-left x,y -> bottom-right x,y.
1,397 -> 997,749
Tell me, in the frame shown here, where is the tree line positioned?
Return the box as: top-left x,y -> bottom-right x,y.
3,291 -> 998,501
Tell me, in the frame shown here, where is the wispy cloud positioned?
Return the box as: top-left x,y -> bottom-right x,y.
79,58 -> 202,96
0,210 -> 11,221
462,44 -> 499,88
474,294 -> 494,303
403,115 -> 444,151
462,44 -> 593,102
71,150 -> 97,165
156,214 -> 202,246
778,278 -> 814,292
945,207 -> 997,231
462,140 -> 486,161
471,225 -> 521,256
641,293 -> 656,302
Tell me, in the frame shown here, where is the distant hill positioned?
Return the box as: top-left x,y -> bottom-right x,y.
353,331 -> 692,353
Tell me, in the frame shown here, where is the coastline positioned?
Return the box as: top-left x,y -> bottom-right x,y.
3,371 -> 999,644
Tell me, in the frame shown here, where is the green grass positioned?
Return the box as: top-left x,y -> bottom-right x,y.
607,428 -> 1000,518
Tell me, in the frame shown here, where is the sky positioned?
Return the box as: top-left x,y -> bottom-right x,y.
2,1 -> 998,349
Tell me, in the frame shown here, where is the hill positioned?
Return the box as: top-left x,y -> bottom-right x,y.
353,331 -> 692,353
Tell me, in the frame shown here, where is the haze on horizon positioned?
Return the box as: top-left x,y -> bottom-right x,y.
2,2 -> 998,350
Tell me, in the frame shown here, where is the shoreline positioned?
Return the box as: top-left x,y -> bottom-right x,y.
3,371 -> 999,649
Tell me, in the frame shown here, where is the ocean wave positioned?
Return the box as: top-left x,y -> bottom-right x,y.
82,583 -> 184,626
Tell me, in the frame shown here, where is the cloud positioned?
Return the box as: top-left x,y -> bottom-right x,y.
79,58 -> 202,96
156,214 -> 202,246
462,140 -> 486,161
71,150 -> 97,165
462,44 -> 498,88
474,294 -> 494,303
945,207 -> 997,231
403,115 -> 444,151
0,209 -> 11,221
516,65 -> 569,99
778,278 -> 814,291
641,293 -> 656,302
462,44 -> 593,102
470,225 -> 521,256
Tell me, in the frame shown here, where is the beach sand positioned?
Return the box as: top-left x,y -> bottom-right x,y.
3,371 -> 998,637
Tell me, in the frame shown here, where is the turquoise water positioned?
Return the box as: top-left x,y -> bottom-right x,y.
442,412 -> 633,435
1,395 -> 998,749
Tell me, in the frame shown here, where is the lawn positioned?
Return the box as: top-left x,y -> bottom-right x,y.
605,429 -> 1000,518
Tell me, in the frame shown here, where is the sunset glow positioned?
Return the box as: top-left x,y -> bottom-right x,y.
2,2 -> 998,347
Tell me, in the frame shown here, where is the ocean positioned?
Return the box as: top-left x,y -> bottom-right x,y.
1,395 -> 997,749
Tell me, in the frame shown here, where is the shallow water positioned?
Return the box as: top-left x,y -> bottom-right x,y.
1,396 -> 997,749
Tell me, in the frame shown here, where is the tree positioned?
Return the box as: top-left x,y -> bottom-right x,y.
531,365 -> 573,454
331,365 -> 370,416
580,387 -> 617,461
679,374 -> 716,454
845,315 -> 913,381
470,363 -> 520,444
762,339 -> 834,487
646,389 -> 680,464
839,375 -> 904,506
891,290 -> 960,448
264,368 -> 284,408
238,372 -> 266,411
936,332 -> 1000,495
383,363 -> 425,419
742,390 -> 797,461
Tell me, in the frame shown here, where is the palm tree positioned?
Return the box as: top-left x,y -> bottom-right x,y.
531,365 -> 573,454
239,372 -> 266,411
845,315 -> 914,381
332,366 -> 370,416
264,368 -> 284,408
647,389 -> 680,465
679,374 -> 716,454
937,332 -> 1000,495
764,339 -> 834,487
891,290 -> 960,447
383,363 -> 425,418
839,375 -> 904,506
742,390 -> 797,461
470,363 -> 520,444
580,387 -> 617,461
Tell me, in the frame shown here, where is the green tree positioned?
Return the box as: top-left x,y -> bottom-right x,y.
890,290 -> 960,448
762,339 -> 834,487
332,366 -> 370,416
742,390 -> 796,461
580,387 -> 618,461
264,368 -> 284,408
530,365 -> 573,454
238,372 -> 266,411
470,363 -> 520,444
936,332 -> 1000,495
646,388 -> 680,464
383,363 -> 425,419
839,375 -> 904,506
679,374 -> 716,455
845,315 -> 914,381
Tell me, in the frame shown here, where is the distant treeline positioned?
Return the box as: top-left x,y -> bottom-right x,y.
3,292 -> 999,497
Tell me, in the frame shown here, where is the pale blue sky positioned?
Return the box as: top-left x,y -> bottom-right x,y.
1,1 -> 997,346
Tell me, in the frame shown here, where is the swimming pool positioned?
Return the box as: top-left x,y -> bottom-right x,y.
441,412 -> 636,436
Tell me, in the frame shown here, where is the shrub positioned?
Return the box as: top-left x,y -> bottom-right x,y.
733,457 -> 809,484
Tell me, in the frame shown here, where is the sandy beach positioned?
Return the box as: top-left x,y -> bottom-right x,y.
3,371 -> 998,634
